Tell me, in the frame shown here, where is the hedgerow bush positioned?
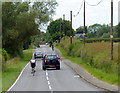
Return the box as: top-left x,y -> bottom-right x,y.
2,49 -> 9,61
0,49 -> 10,71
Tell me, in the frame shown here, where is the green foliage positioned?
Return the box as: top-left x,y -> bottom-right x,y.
31,1 -> 58,25
76,26 -> 87,34
85,38 -> 120,43
2,49 -> 34,91
2,2 -> 57,56
116,22 -> 120,38
58,38 -> 119,78
0,49 -> 10,71
56,45 -> 118,85
47,18 -> 75,42
86,24 -> 111,38
2,49 -> 9,61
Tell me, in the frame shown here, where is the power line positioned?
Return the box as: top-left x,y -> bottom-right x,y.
85,0 -> 103,6
74,0 -> 84,17
74,0 -> 103,17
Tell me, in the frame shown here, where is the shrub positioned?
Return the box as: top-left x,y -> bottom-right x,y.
59,38 -> 118,76
0,49 -> 10,71
2,49 -> 9,61
0,54 -> 2,72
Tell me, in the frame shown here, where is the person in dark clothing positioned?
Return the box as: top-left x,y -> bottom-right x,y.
52,44 -> 54,51
30,59 -> 36,73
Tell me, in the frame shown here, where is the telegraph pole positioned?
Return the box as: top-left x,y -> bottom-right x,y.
70,11 -> 72,44
111,0 -> 114,60
83,0 -> 86,46
63,14 -> 65,38
59,18 -> 62,43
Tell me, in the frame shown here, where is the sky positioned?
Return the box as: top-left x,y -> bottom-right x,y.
53,0 -> 120,30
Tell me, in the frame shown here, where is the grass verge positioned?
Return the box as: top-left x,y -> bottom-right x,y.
2,49 -> 34,91
56,46 -> 118,86
0,72 -> 2,93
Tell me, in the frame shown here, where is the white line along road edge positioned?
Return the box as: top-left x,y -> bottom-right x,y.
7,62 -> 30,91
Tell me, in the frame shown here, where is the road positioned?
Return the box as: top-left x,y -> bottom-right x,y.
8,45 -> 105,92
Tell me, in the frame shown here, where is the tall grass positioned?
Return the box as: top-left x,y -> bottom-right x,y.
2,49 -> 34,91
0,72 -> 1,93
57,37 -> 119,85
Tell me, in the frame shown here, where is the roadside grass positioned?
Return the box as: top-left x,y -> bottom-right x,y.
0,54 -> 2,93
2,49 -> 34,91
56,46 -> 118,85
0,72 -> 2,93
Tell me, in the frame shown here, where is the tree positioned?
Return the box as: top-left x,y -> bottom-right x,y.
116,23 -> 120,38
87,24 -> 102,38
31,2 -> 58,28
2,2 -> 58,56
87,24 -> 111,38
47,18 -> 75,42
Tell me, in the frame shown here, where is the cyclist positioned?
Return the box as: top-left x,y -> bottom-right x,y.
52,44 -> 54,51
30,59 -> 36,73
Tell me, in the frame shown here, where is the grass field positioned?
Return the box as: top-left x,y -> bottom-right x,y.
56,46 -> 118,85
56,37 -> 119,85
2,49 -> 34,91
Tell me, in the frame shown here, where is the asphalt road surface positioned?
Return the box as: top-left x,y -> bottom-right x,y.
8,45 -> 105,92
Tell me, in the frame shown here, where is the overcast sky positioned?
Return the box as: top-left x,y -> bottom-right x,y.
53,0 -> 120,30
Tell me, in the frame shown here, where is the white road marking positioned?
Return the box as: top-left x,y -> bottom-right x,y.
45,70 -> 53,91
46,70 -> 48,76
7,62 -> 29,91
49,85 -> 52,90
74,75 -> 80,78
48,81 -> 50,85
46,76 -> 49,81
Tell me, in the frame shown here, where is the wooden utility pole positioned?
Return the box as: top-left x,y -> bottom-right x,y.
83,0 -> 86,46
111,0 -> 114,60
63,14 -> 65,38
59,19 -> 62,43
70,11 -> 72,44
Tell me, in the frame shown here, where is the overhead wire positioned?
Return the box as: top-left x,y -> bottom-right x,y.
85,0 -> 103,6
73,0 -> 103,17
73,0 -> 84,17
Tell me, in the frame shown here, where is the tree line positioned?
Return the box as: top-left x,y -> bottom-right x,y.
46,19 -> 120,43
2,2 -> 57,57
76,23 -> 120,38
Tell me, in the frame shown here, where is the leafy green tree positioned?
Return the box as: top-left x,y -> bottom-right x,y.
87,24 -> 102,38
96,24 -> 110,38
76,26 -> 88,33
87,24 -> 111,38
116,23 -> 120,38
31,2 -> 58,26
47,18 -> 75,42
2,2 -> 57,56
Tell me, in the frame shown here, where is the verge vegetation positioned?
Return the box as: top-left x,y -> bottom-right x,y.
2,49 -> 34,91
56,37 -> 119,85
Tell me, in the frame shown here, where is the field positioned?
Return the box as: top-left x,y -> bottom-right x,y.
56,37 -> 119,85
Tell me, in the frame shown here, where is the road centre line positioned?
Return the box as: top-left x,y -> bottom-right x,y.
45,70 -> 52,91
46,70 -> 48,76
49,85 -> 52,90
48,81 -> 50,85
46,76 -> 49,81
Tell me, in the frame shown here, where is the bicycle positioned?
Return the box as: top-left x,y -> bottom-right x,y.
31,68 -> 36,76
52,47 -> 54,51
